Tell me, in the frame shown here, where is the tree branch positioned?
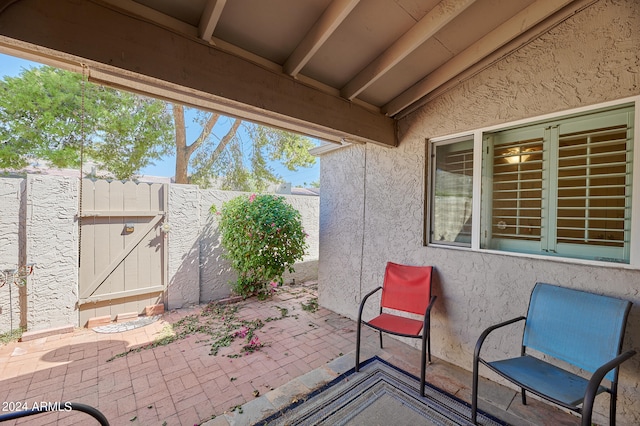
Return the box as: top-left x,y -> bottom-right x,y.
200,118 -> 241,171
186,111 -> 220,158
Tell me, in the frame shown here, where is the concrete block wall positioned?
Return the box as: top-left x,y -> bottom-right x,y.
317,1 -> 640,424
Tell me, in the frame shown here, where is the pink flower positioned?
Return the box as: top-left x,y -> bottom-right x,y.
234,326 -> 248,338
249,194 -> 256,202
271,223 -> 276,227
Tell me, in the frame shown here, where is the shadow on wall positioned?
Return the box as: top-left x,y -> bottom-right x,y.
283,259 -> 318,285
197,215 -> 319,303
167,189 -> 319,309
198,216 -> 235,303
168,218 -> 319,308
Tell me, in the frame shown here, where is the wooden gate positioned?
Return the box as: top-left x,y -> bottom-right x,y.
78,179 -> 167,327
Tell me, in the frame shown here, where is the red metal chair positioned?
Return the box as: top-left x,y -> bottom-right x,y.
355,262 -> 436,396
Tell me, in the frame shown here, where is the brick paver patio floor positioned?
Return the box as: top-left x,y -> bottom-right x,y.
0,282 -> 579,425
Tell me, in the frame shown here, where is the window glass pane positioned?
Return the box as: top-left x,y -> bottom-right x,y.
491,138 -> 544,242
431,139 -> 473,246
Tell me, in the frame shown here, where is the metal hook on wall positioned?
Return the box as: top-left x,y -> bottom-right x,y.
1,264 -> 36,333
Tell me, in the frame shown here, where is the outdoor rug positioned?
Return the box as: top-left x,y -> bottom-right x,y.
255,356 -> 509,426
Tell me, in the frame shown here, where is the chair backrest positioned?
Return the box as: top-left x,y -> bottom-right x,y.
380,262 -> 432,315
523,283 -> 632,381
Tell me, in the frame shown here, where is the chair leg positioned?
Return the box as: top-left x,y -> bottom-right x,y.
427,330 -> 432,364
609,388 -> 617,426
420,334 -> 428,397
379,330 -> 383,349
521,388 -> 527,405
355,321 -> 362,372
471,356 -> 479,425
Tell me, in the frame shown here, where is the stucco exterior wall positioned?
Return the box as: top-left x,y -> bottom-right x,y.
281,193 -> 320,285
25,175 -> 79,331
198,190 -> 245,303
318,1 -> 640,424
0,177 -> 24,334
167,184 -> 201,309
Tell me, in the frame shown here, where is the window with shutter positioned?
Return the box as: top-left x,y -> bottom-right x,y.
481,105 -> 634,262
428,100 -> 636,265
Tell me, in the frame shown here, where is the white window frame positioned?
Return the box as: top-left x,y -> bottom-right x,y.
428,95 -> 640,268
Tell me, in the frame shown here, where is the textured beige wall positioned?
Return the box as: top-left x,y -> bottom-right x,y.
167,184 -> 202,309
25,175 -> 79,331
318,1 -> 640,423
0,178 -> 24,334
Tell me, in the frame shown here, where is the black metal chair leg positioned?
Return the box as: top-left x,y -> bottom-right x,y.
420,334 -> 428,396
379,330 -> 383,349
610,386 -> 617,426
355,321 -> 362,372
471,357 -> 479,425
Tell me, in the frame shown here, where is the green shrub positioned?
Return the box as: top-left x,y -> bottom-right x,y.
212,194 -> 308,299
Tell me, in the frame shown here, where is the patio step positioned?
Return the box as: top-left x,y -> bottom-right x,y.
19,324 -> 74,342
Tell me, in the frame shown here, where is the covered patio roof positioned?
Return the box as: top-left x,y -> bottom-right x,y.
0,0 -> 593,147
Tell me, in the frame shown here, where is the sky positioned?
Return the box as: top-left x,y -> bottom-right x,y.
0,53 -> 321,187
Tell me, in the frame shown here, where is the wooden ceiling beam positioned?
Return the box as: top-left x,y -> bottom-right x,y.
101,0 -> 196,37
199,0 -> 227,43
340,0 -> 476,101
0,0 -> 397,147
283,0 -> 359,77
384,0 -> 578,117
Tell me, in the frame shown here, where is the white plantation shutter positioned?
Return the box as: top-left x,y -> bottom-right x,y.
482,105 -> 634,263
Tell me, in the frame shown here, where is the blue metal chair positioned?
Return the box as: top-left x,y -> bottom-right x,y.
471,283 -> 635,426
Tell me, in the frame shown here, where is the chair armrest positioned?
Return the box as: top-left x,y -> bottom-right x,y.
423,295 -> 437,329
474,316 -> 526,361
581,349 -> 637,426
357,286 -> 382,323
425,295 -> 437,315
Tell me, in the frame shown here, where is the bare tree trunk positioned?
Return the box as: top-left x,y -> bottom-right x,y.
173,104 -> 189,184
172,104 -> 227,184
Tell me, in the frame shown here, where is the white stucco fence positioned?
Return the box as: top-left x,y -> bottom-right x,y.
0,176 -> 319,334
167,185 -> 319,309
